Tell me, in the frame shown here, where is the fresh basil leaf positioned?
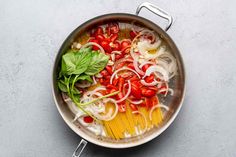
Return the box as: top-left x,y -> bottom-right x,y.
57,80 -> 67,92
61,48 -> 92,75
85,51 -> 109,75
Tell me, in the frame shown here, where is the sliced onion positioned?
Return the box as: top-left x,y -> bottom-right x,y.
93,98 -> 118,121
110,67 -> 141,84
143,65 -> 169,81
113,58 -> 133,71
116,80 -> 131,103
84,86 -> 106,97
127,99 -> 143,105
111,50 -> 122,55
139,61 -> 156,69
81,42 -> 105,54
92,76 -> 97,85
133,57 -> 145,75
149,104 -> 169,121
140,79 -> 159,86
132,111 -> 147,132
168,88 -> 174,96
110,54 -> 115,61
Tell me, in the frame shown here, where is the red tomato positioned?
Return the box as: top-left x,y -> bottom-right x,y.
130,104 -> 138,111
105,66 -> 113,75
100,40 -> 112,53
115,54 -> 124,60
141,88 -> 156,97
144,74 -> 155,83
100,70 -> 109,77
121,40 -> 131,50
83,116 -> 93,123
88,39 -> 100,50
151,96 -> 159,106
110,34 -> 118,42
118,77 -> 125,91
129,75 -> 139,82
149,86 -> 158,92
108,22 -> 119,34
145,98 -> 153,108
131,83 -> 142,99
111,41 -> 121,51
107,84 -> 118,90
130,30 -> 137,39
142,64 -> 152,72
127,63 -> 135,70
118,103 -> 126,112
132,80 -> 142,88
115,62 -> 126,70
112,77 -> 119,86
159,86 -> 167,95
95,34 -> 105,41
94,27 -> 103,35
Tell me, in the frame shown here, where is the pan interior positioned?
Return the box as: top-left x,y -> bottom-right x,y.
52,13 -> 185,148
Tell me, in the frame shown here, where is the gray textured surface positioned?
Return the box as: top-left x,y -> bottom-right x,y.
0,0 -> 236,156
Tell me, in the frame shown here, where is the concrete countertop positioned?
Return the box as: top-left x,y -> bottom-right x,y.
0,0 -> 235,156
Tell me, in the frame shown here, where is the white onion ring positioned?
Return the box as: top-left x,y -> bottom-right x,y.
110,67 -> 141,84
92,76 -> 97,85
140,79 -> 159,86
81,42 -> 105,54
116,80 -> 131,103
143,65 -> 169,81
149,104 -> 169,121
139,61 -> 156,69
93,98 -> 118,121
127,99 -> 143,105
133,57 -> 145,75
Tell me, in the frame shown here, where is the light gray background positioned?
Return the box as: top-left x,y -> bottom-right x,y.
0,0 -> 235,156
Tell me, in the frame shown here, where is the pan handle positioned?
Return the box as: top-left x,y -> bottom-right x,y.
72,139 -> 87,157
136,2 -> 173,31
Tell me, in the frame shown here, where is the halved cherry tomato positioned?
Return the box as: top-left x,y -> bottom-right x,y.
83,116 -> 93,123
95,34 -> 105,41
130,30 -> 137,39
105,66 -> 113,75
132,80 -> 142,88
115,62 -> 126,70
91,27 -> 104,37
121,40 -> 131,50
142,64 -> 152,72
129,75 -> 139,82
145,98 -> 153,108
151,96 -> 159,106
115,54 -> 124,60
110,34 -> 118,42
127,63 -> 135,70
112,77 -> 119,86
100,40 -> 112,53
108,22 -> 119,34
100,70 -> 109,77
111,41 -> 121,51
118,103 -> 126,112
88,38 -> 100,50
106,84 -> 117,90
131,83 -> 142,99
118,77 -> 125,91
145,74 -> 155,83
149,86 -> 158,92
130,104 -> 138,111
141,88 -> 156,97
159,85 -> 167,95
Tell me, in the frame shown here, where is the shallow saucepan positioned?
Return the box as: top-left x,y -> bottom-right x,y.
52,2 -> 185,156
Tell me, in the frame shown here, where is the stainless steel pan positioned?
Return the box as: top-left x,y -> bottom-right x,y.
52,2 -> 185,156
